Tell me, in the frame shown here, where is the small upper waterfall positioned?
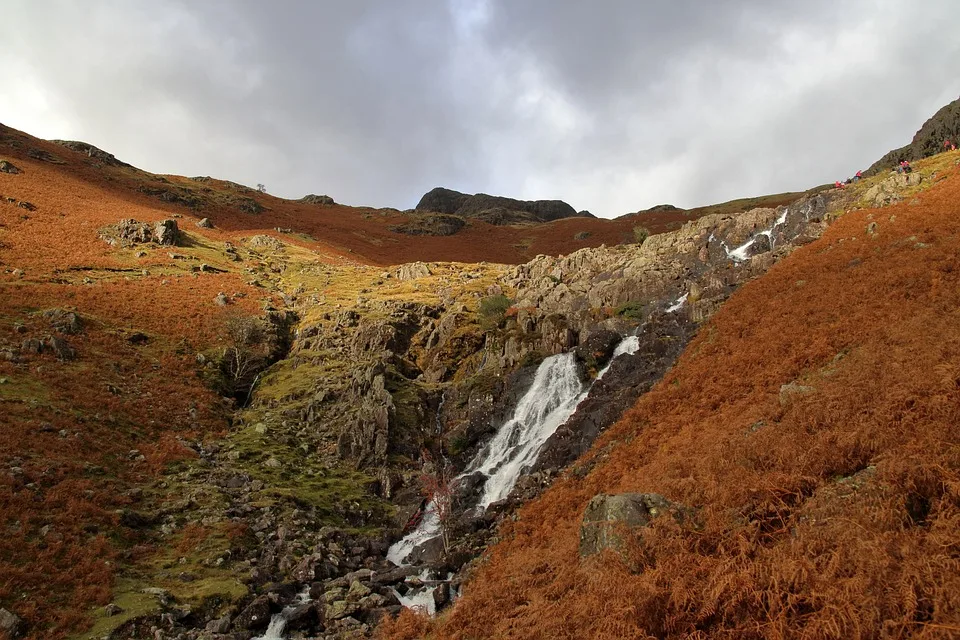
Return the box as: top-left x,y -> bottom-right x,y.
717,207 -> 791,262
387,334 -> 643,569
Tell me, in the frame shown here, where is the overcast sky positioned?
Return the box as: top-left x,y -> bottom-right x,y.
2,1 -> 958,217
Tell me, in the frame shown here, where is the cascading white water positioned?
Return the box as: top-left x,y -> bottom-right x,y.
252,589 -> 310,640
387,334 -> 643,570
466,352 -> 587,509
721,207 -> 791,262
386,503 -> 441,566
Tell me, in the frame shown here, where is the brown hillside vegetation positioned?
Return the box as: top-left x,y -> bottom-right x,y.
381,165 -> 960,638
0,123 -> 703,267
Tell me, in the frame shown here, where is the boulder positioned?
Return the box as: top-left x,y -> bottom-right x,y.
0,160 -> 21,174
42,309 -> 83,335
153,219 -> 180,245
0,608 -> 23,639
579,492 -> 692,558
397,262 -> 432,281
196,217 -> 214,228
98,218 -> 180,247
232,595 -> 273,631
300,194 -> 335,205
44,335 -> 76,361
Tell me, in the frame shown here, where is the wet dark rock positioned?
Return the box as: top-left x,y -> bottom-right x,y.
286,602 -> 322,631
432,582 -> 451,610
370,565 -> 419,586
232,595 -> 273,631
574,329 -> 621,369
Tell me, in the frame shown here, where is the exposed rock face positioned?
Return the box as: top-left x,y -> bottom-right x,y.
506,194 -> 829,341
390,213 -> 466,236
579,492 -> 692,557
868,97 -> 960,174
300,194 -> 336,205
415,187 -> 588,223
0,159 -> 21,174
51,140 -> 130,167
862,172 -> 922,207
531,314 -> 694,479
98,219 -> 181,247
337,368 -> 394,467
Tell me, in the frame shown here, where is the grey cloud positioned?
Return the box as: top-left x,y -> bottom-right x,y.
1,0 -> 958,217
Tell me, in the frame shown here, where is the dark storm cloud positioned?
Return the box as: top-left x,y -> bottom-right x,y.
2,0 -> 958,216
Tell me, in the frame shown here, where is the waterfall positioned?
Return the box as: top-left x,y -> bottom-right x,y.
466,352 -> 587,509
387,334 -> 643,569
252,589 -> 310,640
720,207 -> 791,262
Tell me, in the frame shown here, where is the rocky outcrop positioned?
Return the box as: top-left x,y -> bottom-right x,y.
41,309 -> 83,335
51,140 -> 130,167
867,96 -> 960,175
862,172 -> 922,207
0,159 -> 21,174
506,194 -> 829,346
300,194 -> 336,205
579,492 -> 693,558
98,218 -> 181,247
415,187 -> 588,223
337,367 -> 394,467
390,213 -> 466,236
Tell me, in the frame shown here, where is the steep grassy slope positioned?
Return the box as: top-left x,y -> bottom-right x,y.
382,160 -> 960,638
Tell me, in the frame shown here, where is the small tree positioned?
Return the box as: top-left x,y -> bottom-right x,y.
420,453 -> 455,553
478,294 -> 512,331
256,183 -> 266,193
633,225 -> 650,244
218,313 -> 270,402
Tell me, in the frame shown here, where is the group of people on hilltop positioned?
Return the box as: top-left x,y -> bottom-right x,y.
835,169 -> 863,189
834,138 -> 956,190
